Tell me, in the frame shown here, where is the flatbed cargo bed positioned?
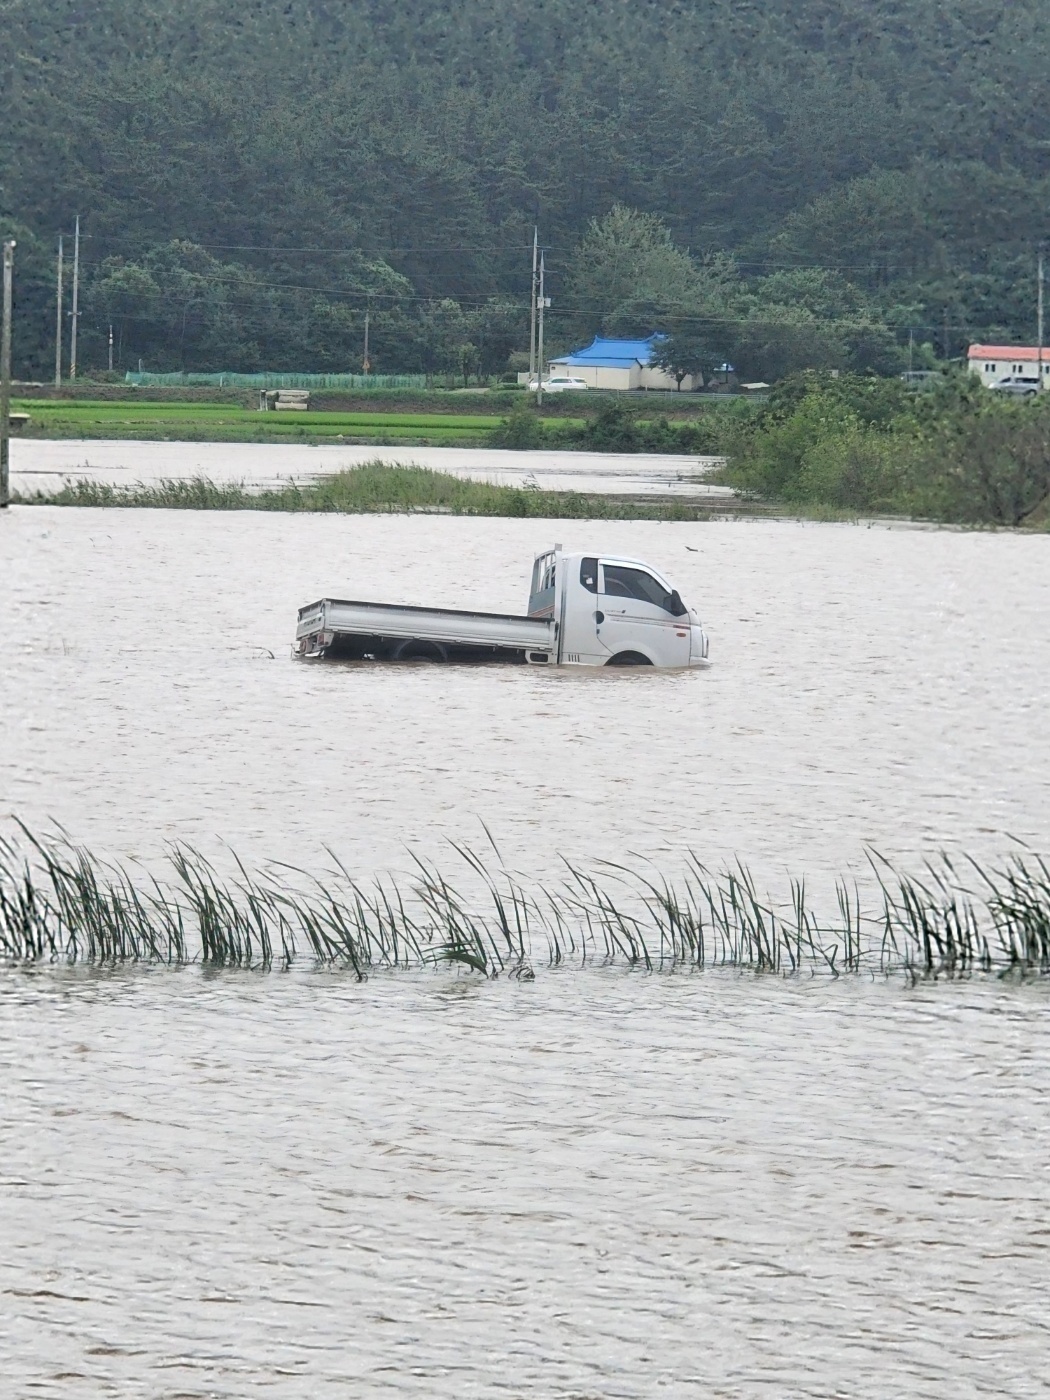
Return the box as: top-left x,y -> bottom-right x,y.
296,597 -> 557,664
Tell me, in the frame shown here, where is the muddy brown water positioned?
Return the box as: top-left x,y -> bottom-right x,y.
2,502 -> 1050,1397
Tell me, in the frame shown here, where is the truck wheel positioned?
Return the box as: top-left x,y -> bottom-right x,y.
606,651 -> 653,667
391,639 -> 448,663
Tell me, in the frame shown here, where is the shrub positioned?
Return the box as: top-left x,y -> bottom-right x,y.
798,427 -> 909,511
729,392 -> 859,499
907,397 -> 1050,525
490,401 -> 546,448
582,399 -> 640,451
724,373 -> 1050,524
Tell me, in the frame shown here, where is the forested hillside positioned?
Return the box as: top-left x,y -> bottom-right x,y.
3,0 -> 1049,378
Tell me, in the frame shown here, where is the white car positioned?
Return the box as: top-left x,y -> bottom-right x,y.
526,375 -> 589,393
991,375 -> 1041,396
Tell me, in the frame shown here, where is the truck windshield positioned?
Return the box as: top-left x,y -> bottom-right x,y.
602,563 -> 681,613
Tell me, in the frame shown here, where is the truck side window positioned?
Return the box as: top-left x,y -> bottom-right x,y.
580,557 -> 598,593
601,563 -> 681,613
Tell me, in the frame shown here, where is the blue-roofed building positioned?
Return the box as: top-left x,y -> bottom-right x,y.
548,333 -> 697,391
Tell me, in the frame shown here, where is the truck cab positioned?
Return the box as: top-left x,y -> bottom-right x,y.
529,548 -> 708,667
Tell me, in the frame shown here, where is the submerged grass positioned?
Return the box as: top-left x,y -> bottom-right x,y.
3,825 -> 1050,981
15,464 -> 725,520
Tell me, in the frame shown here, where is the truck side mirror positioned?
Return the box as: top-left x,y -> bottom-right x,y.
668,590 -> 687,617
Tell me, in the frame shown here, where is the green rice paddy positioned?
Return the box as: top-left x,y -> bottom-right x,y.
12,398 -> 571,444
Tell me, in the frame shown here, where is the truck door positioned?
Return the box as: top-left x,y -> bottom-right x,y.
556,555 -> 607,664
596,561 -> 691,666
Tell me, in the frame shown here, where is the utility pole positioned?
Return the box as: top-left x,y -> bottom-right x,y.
942,309 -> 950,365
54,235 -> 64,387
362,309 -> 371,374
1,239 -> 15,510
70,215 -> 80,380
108,323 -> 114,373
908,328 -> 914,375
1038,247 -> 1045,391
528,227 -> 538,388
535,251 -> 548,409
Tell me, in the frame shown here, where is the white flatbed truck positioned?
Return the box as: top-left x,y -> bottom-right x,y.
295,546 -> 709,668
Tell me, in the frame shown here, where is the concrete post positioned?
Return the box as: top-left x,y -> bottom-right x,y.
1,239 -> 15,509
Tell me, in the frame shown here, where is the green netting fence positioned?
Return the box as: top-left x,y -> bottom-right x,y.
124,371 -> 428,389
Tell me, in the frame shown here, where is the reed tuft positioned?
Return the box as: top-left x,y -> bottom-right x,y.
3,827 -> 1050,981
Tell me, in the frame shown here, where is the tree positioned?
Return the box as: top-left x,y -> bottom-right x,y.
0,218 -> 54,378
564,205 -> 703,339
651,326 -> 728,390
86,261 -> 162,368
415,299 -> 471,382
474,298 -> 527,377
728,305 -> 851,383
911,392 -> 1050,525
456,340 -> 480,387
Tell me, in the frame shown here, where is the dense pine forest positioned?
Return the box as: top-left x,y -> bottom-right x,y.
3,0 -> 1050,379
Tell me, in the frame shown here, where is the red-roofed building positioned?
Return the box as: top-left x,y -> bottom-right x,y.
968,344 -> 1050,387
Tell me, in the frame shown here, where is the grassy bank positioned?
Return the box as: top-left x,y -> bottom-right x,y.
15,462 -> 727,520
3,826 -> 1049,980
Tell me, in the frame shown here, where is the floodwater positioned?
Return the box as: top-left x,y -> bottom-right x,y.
2,497 -> 1050,1397
10,437 -> 730,499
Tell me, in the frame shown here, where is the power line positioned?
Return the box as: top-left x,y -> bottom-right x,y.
79,233 -> 537,256
69,302 -> 1003,340
74,231 -> 966,275
46,254 -> 913,315
18,253 -> 1017,339
16,248 -> 1025,342
50,257 -> 998,331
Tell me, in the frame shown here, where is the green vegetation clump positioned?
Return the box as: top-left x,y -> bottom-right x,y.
574,399 -> 739,455
293,463 -> 564,515
4,826 -> 1050,981
721,375 -> 1050,526
490,402 -> 547,449
490,398 -> 747,454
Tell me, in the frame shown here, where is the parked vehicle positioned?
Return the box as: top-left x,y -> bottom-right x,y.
899,370 -> 943,391
295,546 -> 709,668
526,375 -> 589,393
991,375 -> 1042,396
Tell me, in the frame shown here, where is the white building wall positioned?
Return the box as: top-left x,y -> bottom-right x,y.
969,354 -> 1050,387
969,358 -> 999,387
639,365 -> 696,391
548,361 -> 636,390
550,361 -> 698,390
